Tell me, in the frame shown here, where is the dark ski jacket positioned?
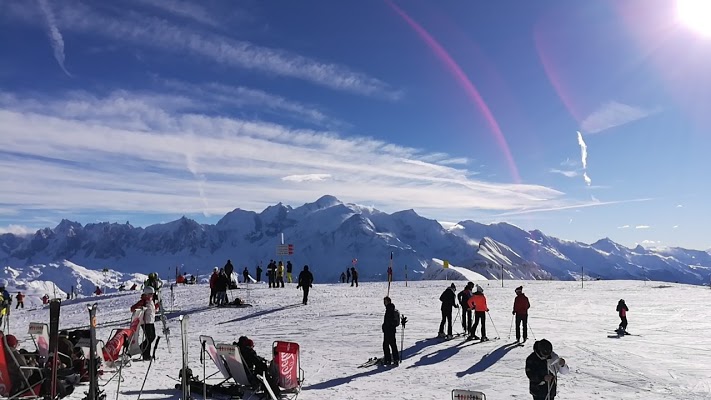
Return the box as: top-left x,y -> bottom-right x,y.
297,269 -> 314,289
224,261 -> 234,279
382,303 -> 398,332
513,293 -> 530,316
440,288 -> 457,311
616,302 -> 628,317
286,261 -> 293,273
215,273 -> 229,292
525,341 -> 557,398
457,289 -> 472,309
351,268 -> 358,280
238,342 -> 269,376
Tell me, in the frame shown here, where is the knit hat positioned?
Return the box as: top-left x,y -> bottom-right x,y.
515,286 -> 523,292
5,334 -> 18,348
476,284 -> 483,293
450,283 -> 456,291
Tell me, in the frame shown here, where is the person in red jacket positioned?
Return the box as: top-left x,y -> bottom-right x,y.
15,292 -> 24,309
467,285 -> 489,341
512,286 -> 531,343
209,267 -> 218,306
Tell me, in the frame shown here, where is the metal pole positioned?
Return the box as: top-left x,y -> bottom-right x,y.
581,266 -> 584,289
405,265 -> 408,287
501,264 -> 504,288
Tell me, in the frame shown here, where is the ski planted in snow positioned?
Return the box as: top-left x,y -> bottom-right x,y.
180,315 -> 191,400
84,303 -> 105,400
157,293 -> 171,353
48,299 -> 61,399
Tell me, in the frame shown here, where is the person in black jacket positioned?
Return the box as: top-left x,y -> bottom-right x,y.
215,269 -> 230,306
256,264 -> 262,282
438,283 -> 459,338
616,299 -> 629,334
297,265 -> 314,305
286,261 -> 293,283
235,336 -> 281,396
457,282 -> 474,335
350,267 -> 359,287
382,296 -> 399,365
525,339 -> 566,400
224,260 -> 234,283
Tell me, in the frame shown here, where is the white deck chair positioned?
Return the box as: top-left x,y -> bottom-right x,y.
27,323 -> 49,359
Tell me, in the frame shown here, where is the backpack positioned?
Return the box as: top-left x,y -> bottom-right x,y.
391,308 -> 401,327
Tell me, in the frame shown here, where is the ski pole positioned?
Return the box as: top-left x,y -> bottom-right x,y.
201,340 -> 207,400
508,315 -> 514,340
528,320 -> 537,340
399,315 -> 408,362
137,336 -> 161,400
486,311 -> 500,338
452,307 -> 461,335
115,333 -> 130,400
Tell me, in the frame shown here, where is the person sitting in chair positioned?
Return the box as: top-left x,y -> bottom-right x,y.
235,336 -> 281,396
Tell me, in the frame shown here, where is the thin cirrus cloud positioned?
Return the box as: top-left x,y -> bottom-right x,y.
580,101 -> 660,134
36,0 -> 71,76
617,225 -> 630,229
0,90 -> 579,222
549,168 -> 579,178
131,0 -> 222,27
24,2 -> 400,99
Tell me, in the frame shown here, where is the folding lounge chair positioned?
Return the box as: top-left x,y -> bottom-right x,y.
198,336 -> 246,398
216,342 -> 266,399
0,333 -> 44,399
272,341 -> 304,397
451,389 -> 486,400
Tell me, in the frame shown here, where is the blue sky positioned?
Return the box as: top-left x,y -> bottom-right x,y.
1,0 -> 710,249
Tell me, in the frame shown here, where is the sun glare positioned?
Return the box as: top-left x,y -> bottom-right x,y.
677,0 -> 711,37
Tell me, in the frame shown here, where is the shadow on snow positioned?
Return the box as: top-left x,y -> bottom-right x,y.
456,343 -> 519,377
217,304 -> 302,325
406,338 -> 484,369
304,366 -> 390,390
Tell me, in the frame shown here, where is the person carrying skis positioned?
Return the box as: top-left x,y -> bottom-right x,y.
616,299 -> 629,334
346,267 -> 351,283
286,261 -> 293,283
242,267 -> 249,284
513,286 -> 531,343
235,336 -> 281,396
438,283 -> 458,339
209,267 -> 219,306
381,296 -> 400,366
15,292 -> 24,309
467,285 -> 489,341
525,339 -> 567,400
131,287 -> 157,360
0,280 -> 11,328
297,265 -> 314,305
276,261 -> 285,288
256,264 -> 263,282
457,282 -> 474,335
350,267 -> 359,287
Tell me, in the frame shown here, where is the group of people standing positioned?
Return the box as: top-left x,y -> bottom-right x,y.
339,267 -> 359,286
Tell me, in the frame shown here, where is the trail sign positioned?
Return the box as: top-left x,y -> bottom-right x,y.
277,244 -> 294,256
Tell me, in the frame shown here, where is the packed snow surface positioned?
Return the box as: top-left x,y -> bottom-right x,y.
6,279 -> 711,399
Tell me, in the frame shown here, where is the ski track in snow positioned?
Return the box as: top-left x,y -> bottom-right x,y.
5,279 -> 711,399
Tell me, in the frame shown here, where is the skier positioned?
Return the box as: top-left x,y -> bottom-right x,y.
350,267 -> 359,287
381,296 -> 400,366
616,299 -> 629,334
94,287 -> 102,296
209,267 -> 218,306
224,259 -> 234,286
467,285 -> 489,341
242,267 -> 249,284
346,267 -> 351,283
0,280 -> 11,327
277,261 -> 285,288
387,266 -> 393,283
457,282 -> 474,336
235,337 -> 281,396
525,339 -> 566,400
129,283 -> 137,291
296,265 -> 314,305
144,272 -> 163,301
131,287 -> 157,360
513,286 -> 531,343
118,284 -> 126,291
42,294 -> 50,304
438,283 -> 458,338
340,272 -> 346,283
256,264 -> 263,282
15,292 -> 24,309
286,260 -> 293,283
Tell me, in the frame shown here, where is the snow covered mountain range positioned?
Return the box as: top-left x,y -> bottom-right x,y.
2,195 -> 710,286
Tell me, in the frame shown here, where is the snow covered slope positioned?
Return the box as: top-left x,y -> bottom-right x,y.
5,279 -> 710,399
421,258 -> 488,281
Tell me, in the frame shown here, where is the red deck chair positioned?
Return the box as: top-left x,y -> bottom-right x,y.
272,341 -> 304,395
0,333 -> 44,399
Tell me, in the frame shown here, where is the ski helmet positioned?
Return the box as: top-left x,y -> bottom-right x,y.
536,339 -> 553,358
213,267 -> 218,272
143,286 -> 155,295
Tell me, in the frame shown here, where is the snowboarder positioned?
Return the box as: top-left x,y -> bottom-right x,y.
350,267 -> 359,287
616,299 -> 629,334
382,296 -> 400,366
297,265 -> 314,305
346,267 -> 351,283
224,260 -> 234,285
256,265 -> 263,282
438,283 -> 458,338
457,282 -> 474,336
286,261 -> 293,283
467,285 -> 489,341
242,267 -> 249,284
131,287 -> 157,360
525,339 -> 566,400
209,267 -> 218,306
340,272 -> 346,283
277,261 -> 285,288
15,292 -> 24,309
235,337 -> 281,396
513,286 -> 530,343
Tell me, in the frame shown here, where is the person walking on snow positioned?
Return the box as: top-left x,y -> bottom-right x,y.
340,272 -> 346,283
525,339 -> 567,400
209,267 -> 218,305
277,261 -> 285,288
286,261 -> 293,283
382,296 -> 400,366
297,265 -> 314,305
616,299 -> 629,334
350,267 -> 359,287
438,283 -> 458,338
346,267 -> 351,283
131,287 -> 157,360
15,292 -> 24,309
457,282 -> 474,335
513,286 -> 531,343
467,285 -> 489,341
242,267 -> 249,284
256,264 -> 263,282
